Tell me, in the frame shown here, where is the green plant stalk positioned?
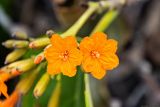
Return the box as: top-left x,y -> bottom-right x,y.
61,1 -> 121,38
48,75 -> 61,107
91,9 -> 119,35
74,70 -> 84,107
84,74 -> 93,107
61,2 -> 99,38
84,9 -> 119,107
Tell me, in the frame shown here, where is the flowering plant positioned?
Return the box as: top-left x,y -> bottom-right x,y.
0,1 -> 125,107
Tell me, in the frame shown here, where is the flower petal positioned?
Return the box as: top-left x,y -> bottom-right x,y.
91,32 -> 108,50
82,57 -> 92,72
69,49 -> 83,66
82,57 -> 99,73
0,90 -> 19,107
0,72 -> 10,82
45,49 -> 60,63
0,80 -> 9,98
91,32 -> 107,43
80,37 -> 94,54
64,36 -> 78,48
47,60 -> 62,75
101,39 -> 118,53
86,59 -> 106,79
50,34 -> 67,52
99,53 -> 119,70
50,34 -> 63,46
91,67 -> 106,79
61,61 -> 76,77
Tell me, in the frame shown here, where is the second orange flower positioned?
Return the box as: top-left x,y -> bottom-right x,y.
44,34 -> 82,77
80,32 -> 119,79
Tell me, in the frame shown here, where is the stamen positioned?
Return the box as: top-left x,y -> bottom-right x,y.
90,50 -> 100,58
59,50 -> 69,61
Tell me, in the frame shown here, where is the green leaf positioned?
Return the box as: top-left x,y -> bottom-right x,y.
59,67 -> 85,107
22,49 -> 43,59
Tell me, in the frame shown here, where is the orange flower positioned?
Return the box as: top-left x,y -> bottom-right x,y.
80,32 -> 119,79
0,69 -> 20,100
0,80 -> 9,99
44,34 -> 82,77
0,70 -> 9,99
0,90 -> 19,107
0,72 -> 10,82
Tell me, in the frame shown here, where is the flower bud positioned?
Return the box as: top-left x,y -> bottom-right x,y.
5,49 -> 27,64
33,73 -> 50,98
2,40 -> 29,48
46,30 -> 55,38
12,31 -> 28,39
13,40 -> 29,48
34,52 -> 45,64
13,61 -> 35,73
16,65 -> 41,94
29,37 -> 50,49
0,66 -> 12,73
7,58 -> 35,74
2,40 -> 15,48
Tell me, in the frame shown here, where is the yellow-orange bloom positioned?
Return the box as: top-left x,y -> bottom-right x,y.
80,32 -> 119,79
0,70 -> 9,99
0,69 -> 20,100
0,90 -> 19,107
44,34 -> 82,77
0,80 -> 9,99
0,72 -> 10,82
0,71 -> 19,82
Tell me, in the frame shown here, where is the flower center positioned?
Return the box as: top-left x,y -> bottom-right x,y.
59,50 -> 69,61
90,50 -> 100,58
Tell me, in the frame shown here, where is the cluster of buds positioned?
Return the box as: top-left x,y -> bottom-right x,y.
0,31 -> 57,106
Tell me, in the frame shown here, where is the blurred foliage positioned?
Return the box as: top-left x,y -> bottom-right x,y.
0,0 -> 13,14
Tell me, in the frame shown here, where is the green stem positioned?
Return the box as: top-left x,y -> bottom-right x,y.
84,7 -> 121,107
56,74 -> 61,81
60,1 -> 123,37
84,74 -> 93,107
74,71 -> 84,107
91,9 -> 119,34
61,2 -> 99,38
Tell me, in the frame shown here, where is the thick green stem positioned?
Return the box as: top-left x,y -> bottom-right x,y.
91,9 -> 119,34
84,74 -> 93,107
61,2 -> 99,38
